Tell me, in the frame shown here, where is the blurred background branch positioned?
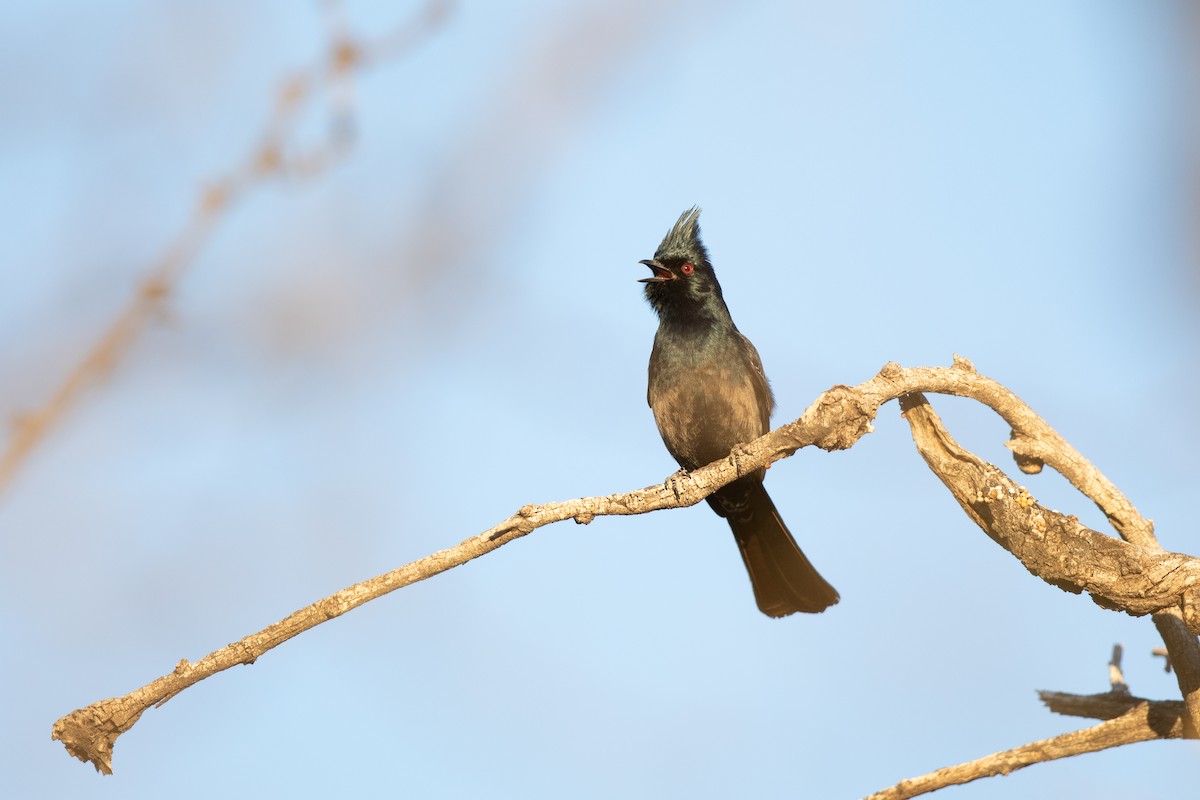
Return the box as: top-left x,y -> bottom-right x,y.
0,0 -> 451,498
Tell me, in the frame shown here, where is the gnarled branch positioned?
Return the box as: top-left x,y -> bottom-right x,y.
53,358 -> 1200,780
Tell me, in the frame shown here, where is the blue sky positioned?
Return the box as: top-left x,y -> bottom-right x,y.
2,2 -> 1198,798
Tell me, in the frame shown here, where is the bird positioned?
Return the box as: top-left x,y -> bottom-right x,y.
639,207 -> 839,617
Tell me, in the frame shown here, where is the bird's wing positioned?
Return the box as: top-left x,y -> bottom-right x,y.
736,330 -> 775,428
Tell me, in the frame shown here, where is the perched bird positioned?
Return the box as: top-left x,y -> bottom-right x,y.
639,207 -> 839,617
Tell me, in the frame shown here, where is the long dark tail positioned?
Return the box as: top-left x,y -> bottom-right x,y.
712,481 -> 839,617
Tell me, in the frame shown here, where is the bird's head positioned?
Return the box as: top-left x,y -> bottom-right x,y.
639,207 -> 726,318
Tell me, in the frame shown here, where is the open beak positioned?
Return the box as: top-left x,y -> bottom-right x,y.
638,259 -> 673,283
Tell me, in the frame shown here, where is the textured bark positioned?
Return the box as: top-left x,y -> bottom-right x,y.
52,359 -> 1200,786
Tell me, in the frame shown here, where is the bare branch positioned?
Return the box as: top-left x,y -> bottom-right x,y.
1152,613 -> 1200,734
902,359 -> 1200,725
1038,689 -> 1185,725
897,393 -> 1199,621
864,703 -> 1184,800
52,359 -> 1200,773
868,649 -> 1189,797
897,355 -> 1153,546
898,389 -> 1200,733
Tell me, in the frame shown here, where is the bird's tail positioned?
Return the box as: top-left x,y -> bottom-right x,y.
719,481 -> 839,617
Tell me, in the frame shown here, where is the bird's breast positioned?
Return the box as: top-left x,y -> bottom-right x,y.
647,338 -> 767,471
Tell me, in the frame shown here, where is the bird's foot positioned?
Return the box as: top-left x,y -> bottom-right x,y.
664,469 -> 689,503
729,443 -> 751,476
730,443 -> 770,476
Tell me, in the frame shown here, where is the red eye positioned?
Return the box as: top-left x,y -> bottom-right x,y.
681,262 -> 694,275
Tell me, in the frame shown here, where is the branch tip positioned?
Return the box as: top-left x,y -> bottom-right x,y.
1109,644 -> 1129,694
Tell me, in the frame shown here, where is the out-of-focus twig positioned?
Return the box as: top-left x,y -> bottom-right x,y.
1109,644 -> 1129,694
0,0 -> 452,499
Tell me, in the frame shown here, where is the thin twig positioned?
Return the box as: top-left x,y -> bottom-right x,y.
1038,689 -> 1185,724
864,703 -> 1184,800
868,611 -> 1189,797
1109,644 -> 1129,693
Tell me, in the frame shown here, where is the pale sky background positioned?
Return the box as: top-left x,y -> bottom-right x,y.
2,2 -> 1199,798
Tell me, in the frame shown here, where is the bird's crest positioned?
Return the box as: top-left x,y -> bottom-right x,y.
655,206 -> 708,263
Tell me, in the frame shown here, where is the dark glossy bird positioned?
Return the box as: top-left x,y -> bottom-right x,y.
639,207 -> 839,617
